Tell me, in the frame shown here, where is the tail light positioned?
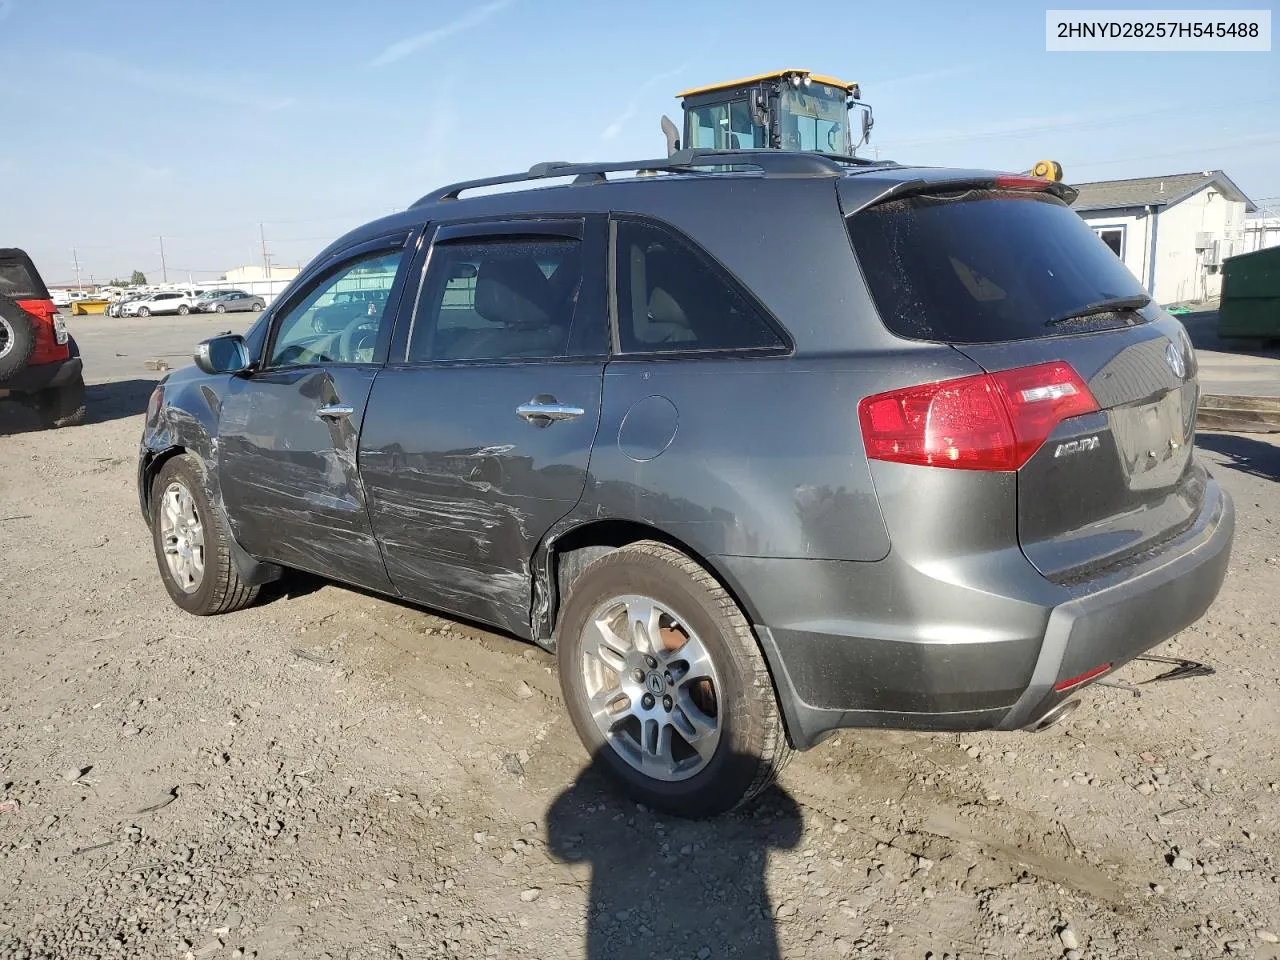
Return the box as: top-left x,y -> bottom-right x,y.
858,361 -> 1099,471
15,298 -> 58,324
146,384 -> 165,422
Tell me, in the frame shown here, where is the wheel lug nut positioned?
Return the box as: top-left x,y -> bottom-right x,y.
664,671 -> 672,684
631,669 -> 645,683
662,695 -> 673,711
644,655 -> 657,669
641,693 -> 655,710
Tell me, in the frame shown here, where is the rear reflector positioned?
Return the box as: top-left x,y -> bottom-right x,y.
1054,662 -> 1112,692
858,361 -> 1099,471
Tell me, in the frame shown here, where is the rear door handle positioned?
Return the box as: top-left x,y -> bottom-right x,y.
516,401 -> 585,424
316,403 -> 355,420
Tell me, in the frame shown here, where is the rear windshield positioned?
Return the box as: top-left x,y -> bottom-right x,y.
0,253 -> 48,299
847,190 -> 1152,343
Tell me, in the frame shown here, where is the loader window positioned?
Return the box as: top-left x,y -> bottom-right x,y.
688,102 -> 730,149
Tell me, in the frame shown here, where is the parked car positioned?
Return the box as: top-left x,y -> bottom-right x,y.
198,291 -> 265,314
138,150 -> 1234,818
0,247 -> 86,427
123,291 -> 196,317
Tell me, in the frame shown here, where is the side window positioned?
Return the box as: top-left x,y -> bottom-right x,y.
267,249 -> 403,367
408,236 -> 583,362
613,219 -> 786,354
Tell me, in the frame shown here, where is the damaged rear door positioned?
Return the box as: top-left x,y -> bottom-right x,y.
359,216 -> 608,637
217,234 -> 417,592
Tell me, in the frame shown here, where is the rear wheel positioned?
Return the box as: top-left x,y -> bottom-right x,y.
177,304 -> 189,315
33,372 -> 86,429
556,540 -> 791,818
0,300 -> 37,379
138,307 -> 150,318
150,454 -> 259,615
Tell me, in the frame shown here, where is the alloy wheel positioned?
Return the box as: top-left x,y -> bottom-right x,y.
579,594 -> 722,781
159,480 -> 205,593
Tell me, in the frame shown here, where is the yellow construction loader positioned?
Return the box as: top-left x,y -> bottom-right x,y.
659,68 -> 1064,182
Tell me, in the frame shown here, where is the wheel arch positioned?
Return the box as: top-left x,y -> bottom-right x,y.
532,517 -> 767,648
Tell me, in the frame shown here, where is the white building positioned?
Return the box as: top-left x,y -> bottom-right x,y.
1243,213 -> 1280,254
1073,170 -> 1255,305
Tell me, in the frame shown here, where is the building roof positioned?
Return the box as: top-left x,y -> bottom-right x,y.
1072,170 -> 1255,214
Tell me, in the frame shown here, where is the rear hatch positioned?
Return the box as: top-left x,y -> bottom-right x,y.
845,181 -> 1202,582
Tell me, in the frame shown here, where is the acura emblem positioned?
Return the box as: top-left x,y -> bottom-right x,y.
1165,340 -> 1186,379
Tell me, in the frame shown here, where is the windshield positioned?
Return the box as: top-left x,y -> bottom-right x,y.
847,190 -> 1154,344
779,82 -> 851,154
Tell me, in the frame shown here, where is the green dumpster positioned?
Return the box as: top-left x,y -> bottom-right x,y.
1219,245 -> 1280,340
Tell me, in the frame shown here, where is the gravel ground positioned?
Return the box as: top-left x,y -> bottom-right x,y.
1,383 -> 1278,959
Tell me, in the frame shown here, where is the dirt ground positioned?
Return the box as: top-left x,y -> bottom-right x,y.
2,371 -> 1279,960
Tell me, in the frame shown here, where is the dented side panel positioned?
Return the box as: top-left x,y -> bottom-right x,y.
216,365 -> 395,593
359,362 -> 605,637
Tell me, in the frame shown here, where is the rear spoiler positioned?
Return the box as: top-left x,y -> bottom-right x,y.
843,173 -> 1079,215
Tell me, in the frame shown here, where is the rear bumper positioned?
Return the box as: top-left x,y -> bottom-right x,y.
716,477 -> 1234,749
0,355 -> 83,394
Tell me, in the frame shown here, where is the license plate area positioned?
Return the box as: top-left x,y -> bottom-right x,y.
1110,389 -> 1190,489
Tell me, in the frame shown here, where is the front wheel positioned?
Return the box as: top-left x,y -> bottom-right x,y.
138,307 -> 150,318
556,540 -> 791,818
251,302 -> 263,312
215,304 -> 226,314
150,454 -> 259,615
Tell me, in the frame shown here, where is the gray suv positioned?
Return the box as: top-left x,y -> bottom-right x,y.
137,150 -> 1233,818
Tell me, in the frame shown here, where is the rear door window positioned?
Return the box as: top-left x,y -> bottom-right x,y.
847,190 -> 1154,344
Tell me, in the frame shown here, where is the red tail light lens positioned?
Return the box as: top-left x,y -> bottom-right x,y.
15,298 -> 58,323
859,361 -> 1099,471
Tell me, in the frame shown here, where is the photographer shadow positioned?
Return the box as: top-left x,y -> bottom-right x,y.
546,753 -> 802,960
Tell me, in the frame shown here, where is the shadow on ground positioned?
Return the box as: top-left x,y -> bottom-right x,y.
0,377 -> 157,436
546,754 -> 802,960
1197,431 -> 1280,482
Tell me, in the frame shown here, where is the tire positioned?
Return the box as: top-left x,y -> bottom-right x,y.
150,453 -> 259,615
216,304 -> 226,314
138,307 -> 151,318
178,304 -> 189,315
556,540 -> 792,818
0,299 -> 37,379
33,372 -> 86,429
251,302 -> 263,312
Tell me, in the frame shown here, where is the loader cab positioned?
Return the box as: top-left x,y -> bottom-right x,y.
669,69 -> 872,157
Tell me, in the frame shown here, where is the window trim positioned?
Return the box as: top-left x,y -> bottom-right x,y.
396,215 -> 608,367
257,232 -> 415,372
607,213 -> 794,360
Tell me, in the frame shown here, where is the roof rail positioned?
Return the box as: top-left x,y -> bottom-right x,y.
410,149 -> 886,207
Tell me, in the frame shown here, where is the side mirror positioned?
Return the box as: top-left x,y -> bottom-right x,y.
453,262 -> 478,280
861,105 -> 874,144
194,333 -> 251,375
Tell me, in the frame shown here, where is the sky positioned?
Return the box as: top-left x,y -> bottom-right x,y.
2,0 -> 1277,285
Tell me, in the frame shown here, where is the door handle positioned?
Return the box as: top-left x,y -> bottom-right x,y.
316,403 -> 355,420
516,400 -> 585,424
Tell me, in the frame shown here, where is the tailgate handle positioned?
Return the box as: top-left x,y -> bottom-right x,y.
316,403 -> 355,420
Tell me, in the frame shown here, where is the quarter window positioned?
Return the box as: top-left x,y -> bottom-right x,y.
613,219 -> 786,354
409,236 -> 584,362
267,249 -> 403,367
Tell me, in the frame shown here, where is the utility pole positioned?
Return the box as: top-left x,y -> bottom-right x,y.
259,223 -> 272,279
158,235 -> 169,284
71,248 -> 83,291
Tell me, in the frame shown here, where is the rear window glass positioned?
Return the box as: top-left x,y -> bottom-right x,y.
847,190 -> 1152,343
0,255 -> 46,299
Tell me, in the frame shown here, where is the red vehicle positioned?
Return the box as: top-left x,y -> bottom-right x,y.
0,248 -> 85,428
